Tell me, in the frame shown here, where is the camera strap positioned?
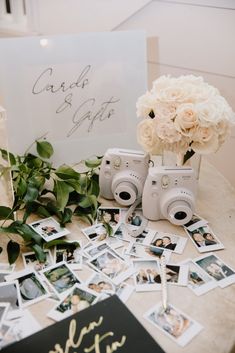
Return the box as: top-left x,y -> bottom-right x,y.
123,198 -> 148,238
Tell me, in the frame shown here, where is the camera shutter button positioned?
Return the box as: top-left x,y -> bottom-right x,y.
161,175 -> 170,189
113,157 -> 121,168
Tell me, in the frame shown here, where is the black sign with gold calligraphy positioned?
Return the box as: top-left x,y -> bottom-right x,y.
1,295 -> 165,353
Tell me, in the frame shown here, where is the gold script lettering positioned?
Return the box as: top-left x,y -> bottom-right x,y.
48,317 -> 103,353
106,336 -> 126,353
84,332 -> 114,353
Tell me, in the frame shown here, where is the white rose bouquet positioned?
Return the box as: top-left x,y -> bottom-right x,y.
137,75 -> 235,164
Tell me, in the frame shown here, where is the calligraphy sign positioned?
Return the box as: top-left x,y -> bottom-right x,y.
0,31 -> 147,165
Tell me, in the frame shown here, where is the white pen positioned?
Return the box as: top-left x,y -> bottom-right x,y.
160,255 -> 167,311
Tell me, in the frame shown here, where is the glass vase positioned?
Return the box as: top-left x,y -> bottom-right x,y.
162,150 -> 201,180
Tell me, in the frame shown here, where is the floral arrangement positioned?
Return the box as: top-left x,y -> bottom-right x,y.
136,75 -> 235,164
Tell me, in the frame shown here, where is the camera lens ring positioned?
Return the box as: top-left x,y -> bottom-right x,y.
167,200 -> 193,226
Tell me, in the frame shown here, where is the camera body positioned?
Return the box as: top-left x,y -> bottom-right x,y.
142,166 -> 197,225
99,148 -> 150,206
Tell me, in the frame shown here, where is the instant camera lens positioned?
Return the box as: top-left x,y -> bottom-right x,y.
174,211 -> 187,220
119,191 -> 131,201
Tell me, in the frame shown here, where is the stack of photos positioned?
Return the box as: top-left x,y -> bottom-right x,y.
1,209 -> 234,350
133,259 -> 188,292
29,217 -> 70,242
180,259 -> 217,295
144,303 -> 203,347
85,272 -> 134,303
184,216 -> 224,253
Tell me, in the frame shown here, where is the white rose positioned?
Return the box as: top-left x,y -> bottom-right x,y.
216,119 -> 231,144
196,100 -> 222,126
136,91 -> 156,118
153,101 -> 177,120
174,103 -> 199,137
137,119 -> 162,154
155,84 -> 193,104
191,126 -> 219,154
156,118 -> 182,144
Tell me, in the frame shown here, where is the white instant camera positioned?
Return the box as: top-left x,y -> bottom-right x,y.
142,166 -> 197,226
99,148 -> 150,206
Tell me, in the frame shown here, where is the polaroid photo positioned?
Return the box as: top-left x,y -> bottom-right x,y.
148,231 -> 187,254
54,241 -> 82,270
115,282 -> 134,303
85,272 -> 116,295
22,250 -> 53,272
120,208 -> 147,227
81,223 -> 123,249
113,223 -> 154,244
83,240 -> 125,262
125,243 -> 171,262
184,224 -> 224,253
0,263 -> 15,273
144,302 -> 203,347
133,259 -> 162,292
5,269 -> 49,307
0,272 -> 10,283
184,214 -> 208,232
194,253 -> 235,288
4,309 -> 41,344
96,207 -> 121,228
29,217 -> 70,242
0,303 -> 9,328
0,322 -> 11,342
87,249 -> 135,286
164,264 -> 188,286
180,258 -> 217,295
47,284 -> 99,322
40,261 -> 82,297
0,281 -> 22,320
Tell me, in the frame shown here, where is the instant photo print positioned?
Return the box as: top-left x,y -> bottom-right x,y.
144,302 -> 203,347
148,231 -> 188,254
29,217 -> 70,242
194,253 -> 235,288
184,224 -> 224,253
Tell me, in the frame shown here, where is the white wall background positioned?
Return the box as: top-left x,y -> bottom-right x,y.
0,0 -> 235,187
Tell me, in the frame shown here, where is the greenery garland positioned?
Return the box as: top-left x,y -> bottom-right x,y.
0,139 -> 104,264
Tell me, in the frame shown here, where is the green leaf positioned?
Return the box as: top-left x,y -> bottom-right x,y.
87,179 -> 100,197
79,195 -> 98,209
60,208 -> 73,226
23,185 -> 39,202
0,206 -> 14,221
7,240 -> 20,264
85,158 -> 102,169
55,165 -> 80,180
30,244 -> 47,263
36,205 -> 51,219
0,148 -> 16,165
55,180 -> 70,211
36,141 -> 54,159
17,178 -> 27,197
